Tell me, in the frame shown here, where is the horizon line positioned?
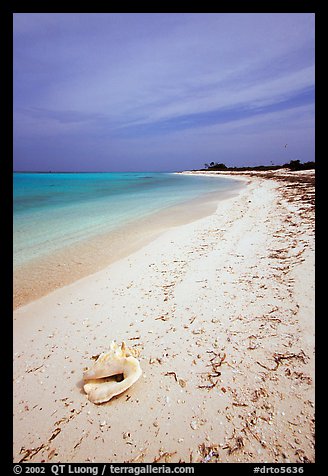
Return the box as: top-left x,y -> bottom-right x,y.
13,170 -> 178,174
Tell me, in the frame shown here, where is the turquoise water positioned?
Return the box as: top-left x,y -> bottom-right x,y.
14,172 -> 243,268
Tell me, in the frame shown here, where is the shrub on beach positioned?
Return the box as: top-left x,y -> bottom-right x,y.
283,160 -> 315,171
201,160 -> 315,172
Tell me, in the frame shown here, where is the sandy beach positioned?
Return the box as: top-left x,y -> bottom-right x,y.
13,169 -> 315,464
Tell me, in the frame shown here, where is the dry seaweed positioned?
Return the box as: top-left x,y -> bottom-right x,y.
155,315 -> 169,321
164,371 -> 178,382
198,375 -> 220,390
153,450 -> 177,463
198,350 -> 226,389
285,368 -> 312,384
19,444 -> 47,463
198,443 -> 220,462
129,451 -> 147,463
26,365 -> 44,373
47,449 -> 57,460
257,350 -> 308,371
48,428 -> 61,442
251,388 -> 269,402
223,427 -> 246,455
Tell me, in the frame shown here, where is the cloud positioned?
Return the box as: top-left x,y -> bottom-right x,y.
111,66 -> 314,132
13,13 -> 315,170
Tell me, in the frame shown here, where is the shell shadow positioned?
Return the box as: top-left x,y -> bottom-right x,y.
76,378 -> 86,395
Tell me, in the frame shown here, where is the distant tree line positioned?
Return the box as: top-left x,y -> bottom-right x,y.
202,160 -> 315,172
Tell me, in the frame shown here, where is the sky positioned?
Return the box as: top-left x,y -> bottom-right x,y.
13,13 -> 315,172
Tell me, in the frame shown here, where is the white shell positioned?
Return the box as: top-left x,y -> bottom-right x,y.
83,341 -> 142,404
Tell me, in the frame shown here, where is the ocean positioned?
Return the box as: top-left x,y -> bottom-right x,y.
13,172 -> 244,271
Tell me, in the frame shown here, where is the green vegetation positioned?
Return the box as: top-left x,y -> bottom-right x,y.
201,160 -> 315,172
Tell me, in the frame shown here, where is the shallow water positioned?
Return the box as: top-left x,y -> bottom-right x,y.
13,172 -> 246,307
14,172 -> 243,269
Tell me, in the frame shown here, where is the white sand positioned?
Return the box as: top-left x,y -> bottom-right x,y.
13,170 -> 315,463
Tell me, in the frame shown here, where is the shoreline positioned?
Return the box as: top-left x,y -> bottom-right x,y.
13,170 -> 315,463
14,181 -> 245,309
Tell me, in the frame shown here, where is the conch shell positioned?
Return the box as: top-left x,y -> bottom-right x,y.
83,341 -> 142,404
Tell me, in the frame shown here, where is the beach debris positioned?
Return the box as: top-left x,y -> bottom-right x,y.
83,341 -> 142,404
149,357 -> 162,365
190,417 -> 206,430
208,350 -> 226,367
47,448 -> 57,460
284,368 -> 312,384
155,315 -> 170,321
198,350 -> 226,389
54,407 -> 82,426
198,443 -> 220,462
26,364 -> 44,373
153,450 -> 177,463
164,371 -> 178,381
223,435 -> 245,455
295,449 -> 312,463
129,450 -> 147,463
257,350 -> 308,372
241,416 -> 267,448
73,435 -> 85,450
248,335 -> 259,350
190,420 -> 199,430
19,444 -> 47,463
48,428 -> 61,442
251,387 -> 269,402
198,376 -> 220,390
163,371 -> 187,388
